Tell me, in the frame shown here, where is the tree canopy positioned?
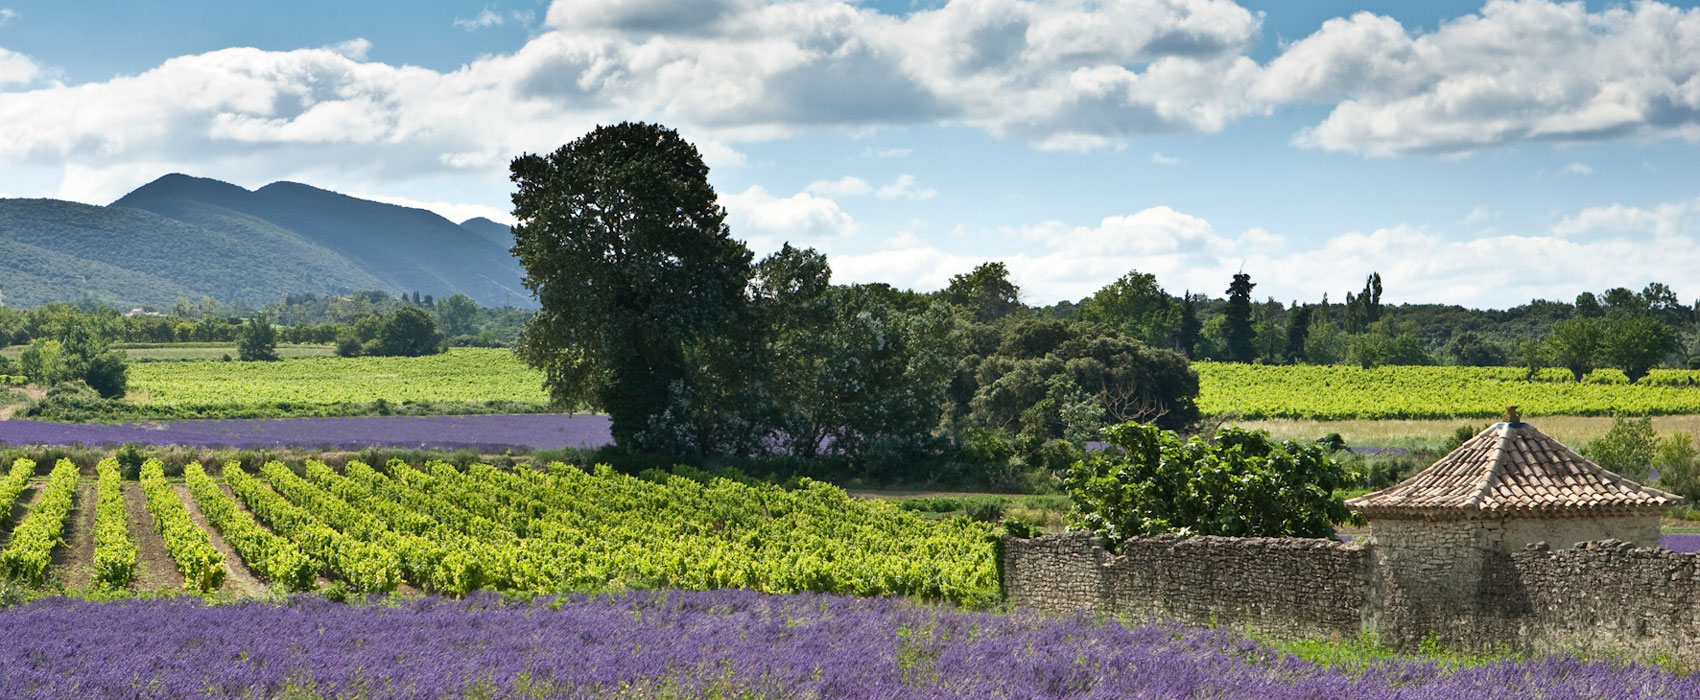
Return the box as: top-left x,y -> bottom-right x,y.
510,122 -> 754,453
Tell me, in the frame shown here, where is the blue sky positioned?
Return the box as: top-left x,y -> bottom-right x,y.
0,0 -> 1696,309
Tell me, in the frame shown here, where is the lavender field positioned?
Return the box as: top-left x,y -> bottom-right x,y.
0,590 -> 1691,700
0,413 -> 612,451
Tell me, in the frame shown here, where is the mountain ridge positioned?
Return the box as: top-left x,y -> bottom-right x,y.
0,174 -> 534,309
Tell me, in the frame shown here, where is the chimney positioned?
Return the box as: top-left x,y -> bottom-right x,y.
1506,406 -> 1521,424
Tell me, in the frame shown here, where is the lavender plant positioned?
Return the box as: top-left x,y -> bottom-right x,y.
0,590 -> 1694,699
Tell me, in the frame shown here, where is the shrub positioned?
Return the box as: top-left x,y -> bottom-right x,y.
1067,423 -> 1351,541
237,314 -> 279,362
1583,415 -> 1658,481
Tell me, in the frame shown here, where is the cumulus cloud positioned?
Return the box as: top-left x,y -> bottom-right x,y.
1460,205 -> 1499,225
1550,197 -> 1700,238
817,195 -> 1700,308
720,185 -> 860,248
874,174 -> 936,200
0,8 -> 15,26
1268,0 -> 1700,157
0,0 -> 1695,209
1150,151 -> 1180,165
0,45 -> 34,84
805,176 -> 872,197
828,205 -> 1280,303
1563,162 -> 1593,175
454,7 -> 504,31
858,146 -> 912,159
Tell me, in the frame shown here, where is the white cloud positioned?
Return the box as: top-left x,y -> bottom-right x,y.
1460,205 -> 1499,225
352,191 -> 516,226
0,0 -> 1695,209
821,196 -> 1700,308
0,45 -> 38,84
1550,197 -> 1700,237
874,173 -> 936,200
323,38 -> 371,61
720,185 -> 860,248
455,7 -> 504,31
0,8 -> 16,27
1563,162 -> 1593,175
1150,151 -> 1180,165
858,146 -> 912,159
805,176 -> 872,197
1267,1 -> 1700,157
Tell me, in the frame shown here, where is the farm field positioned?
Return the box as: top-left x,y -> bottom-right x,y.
1198,363 -> 1700,420
0,457 -> 996,605
122,347 -> 550,417
1235,414 -> 1700,447
0,413 -> 612,450
3,590 -> 1695,699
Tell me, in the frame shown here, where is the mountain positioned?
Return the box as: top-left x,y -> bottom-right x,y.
0,174 -> 535,309
460,217 -> 515,250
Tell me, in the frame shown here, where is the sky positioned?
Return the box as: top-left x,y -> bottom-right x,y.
0,0 -> 1696,309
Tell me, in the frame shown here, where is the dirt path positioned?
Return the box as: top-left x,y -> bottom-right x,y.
122,483 -> 182,591
173,483 -> 266,597
220,484 -> 332,588
1,484 -> 39,539
53,482 -> 96,589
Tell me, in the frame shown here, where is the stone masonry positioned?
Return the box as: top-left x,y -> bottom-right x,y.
1003,532 -> 1700,657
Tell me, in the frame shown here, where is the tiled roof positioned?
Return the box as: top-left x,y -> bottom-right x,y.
1345,421 -> 1682,518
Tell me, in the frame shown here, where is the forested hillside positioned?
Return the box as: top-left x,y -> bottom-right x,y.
0,175 -> 532,308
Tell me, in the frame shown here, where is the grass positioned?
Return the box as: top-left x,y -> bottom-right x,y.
1261,629 -> 1522,674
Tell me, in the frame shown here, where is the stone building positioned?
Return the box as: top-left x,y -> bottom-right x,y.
1002,409 -> 1699,655
1343,408 -> 1681,646
1344,408 -> 1680,551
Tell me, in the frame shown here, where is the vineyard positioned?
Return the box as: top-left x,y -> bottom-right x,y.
0,458 -> 998,607
1197,363 -> 1700,420
123,348 -> 550,416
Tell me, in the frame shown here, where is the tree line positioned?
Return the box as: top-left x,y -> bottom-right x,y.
1051,268 -> 1695,383
509,123 -> 1198,487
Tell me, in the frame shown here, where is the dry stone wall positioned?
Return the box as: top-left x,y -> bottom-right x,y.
1005,532 -> 1700,657
1003,533 -> 1368,639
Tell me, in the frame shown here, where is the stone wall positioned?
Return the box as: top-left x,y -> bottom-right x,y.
1005,531 -> 1700,658
1003,532 -> 1369,640
1506,540 -> 1700,658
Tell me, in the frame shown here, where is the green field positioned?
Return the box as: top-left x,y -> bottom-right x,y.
126,348 -> 548,413
1198,363 -> 1700,420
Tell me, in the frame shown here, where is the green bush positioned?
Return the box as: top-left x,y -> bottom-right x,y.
1067,423 -> 1352,541
1583,415 -> 1658,481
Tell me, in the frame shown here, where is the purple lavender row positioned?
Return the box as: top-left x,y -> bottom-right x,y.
0,413 -> 614,451
1,590 -> 1695,699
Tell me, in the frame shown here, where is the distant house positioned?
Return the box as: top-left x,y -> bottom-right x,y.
1347,407 -> 1680,552
125,308 -> 167,318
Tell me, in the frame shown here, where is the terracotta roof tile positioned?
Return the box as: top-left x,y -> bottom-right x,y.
1345,421 -> 1682,518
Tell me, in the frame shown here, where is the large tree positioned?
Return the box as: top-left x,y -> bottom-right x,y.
237,314 -> 279,362
943,262 -> 1022,323
1601,315 -> 1678,384
1547,317 -> 1601,382
1222,272 -> 1256,363
1077,270 -> 1175,349
435,293 -> 479,338
509,122 -> 754,453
